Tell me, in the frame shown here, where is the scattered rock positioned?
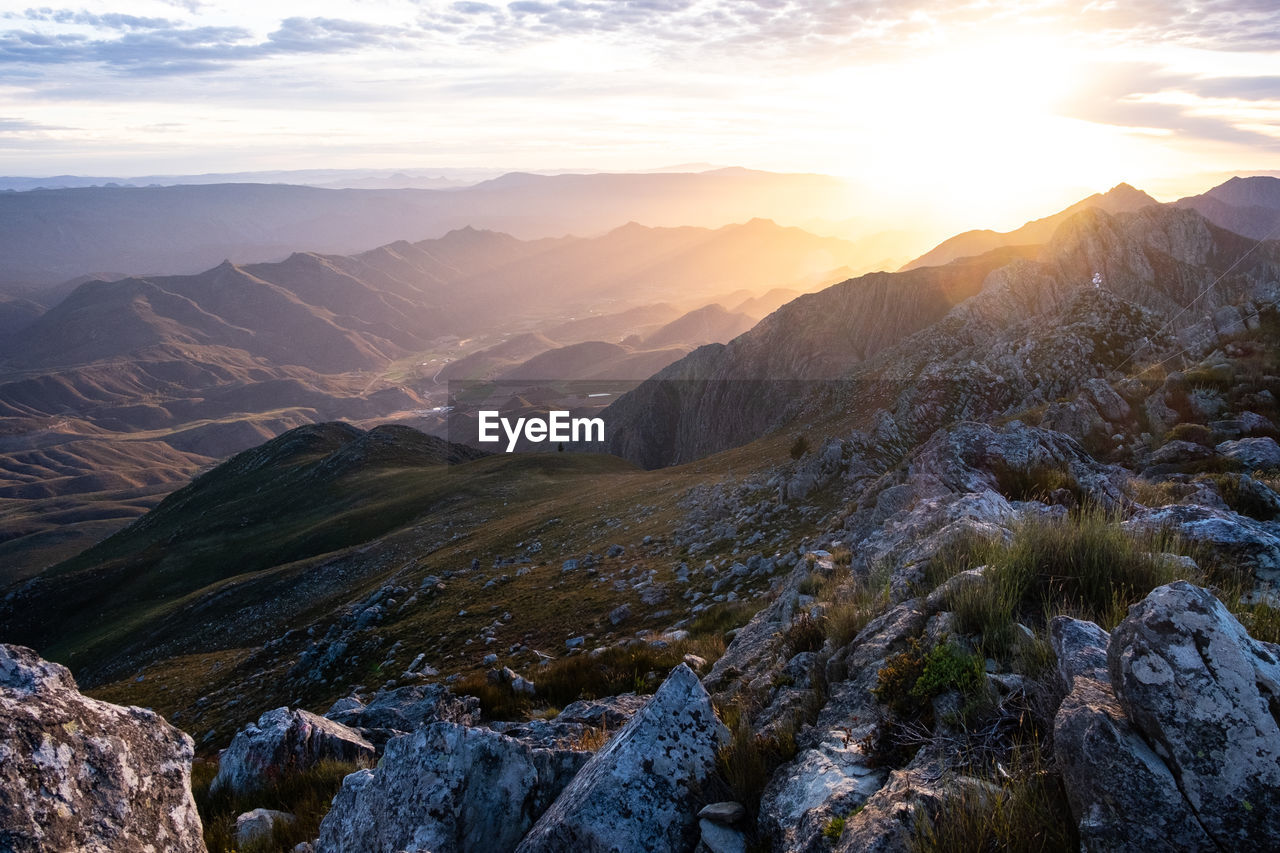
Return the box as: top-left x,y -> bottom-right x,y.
1218,436 -> 1280,470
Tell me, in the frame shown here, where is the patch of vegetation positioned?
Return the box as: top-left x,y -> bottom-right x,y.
823,814 -> 847,841
458,635 -> 728,720
910,742 -> 1077,853
945,508 -> 1190,650
1197,472 -> 1280,521
990,461 -> 1083,504
193,758 -> 363,853
1165,422 -> 1213,446
715,703 -> 804,825
790,434 -> 812,460
782,613 -> 827,656
687,600 -> 759,639
873,638 -> 986,723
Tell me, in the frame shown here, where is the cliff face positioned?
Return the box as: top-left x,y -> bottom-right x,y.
607,206 -> 1280,468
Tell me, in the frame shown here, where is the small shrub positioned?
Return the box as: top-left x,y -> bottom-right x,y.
783,613 -> 827,656
823,814 -> 846,840
910,642 -> 984,703
790,435 -> 811,460
872,638 -> 928,718
1165,422 -> 1213,447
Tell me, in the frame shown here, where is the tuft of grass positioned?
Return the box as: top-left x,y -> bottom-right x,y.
782,613 -> 827,656
946,508 -> 1190,645
909,741 -> 1077,853
193,758 -> 364,853
989,461 -> 1082,504
823,814 -> 847,841
715,703 -> 805,824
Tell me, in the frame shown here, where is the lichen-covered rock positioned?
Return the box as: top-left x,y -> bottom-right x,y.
1050,617 -> 1214,851
0,643 -> 206,853
1217,436 -> 1280,470
515,663 -> 728,853
211,706 -> 374,794
315,721 -> 587,853
1110,581 -> 1280,851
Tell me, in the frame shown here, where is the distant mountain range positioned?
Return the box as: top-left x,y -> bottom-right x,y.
0,217 -> 855,577
0,169 -> 858,290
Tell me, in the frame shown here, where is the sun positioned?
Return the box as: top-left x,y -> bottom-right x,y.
807,32 -> 1165,231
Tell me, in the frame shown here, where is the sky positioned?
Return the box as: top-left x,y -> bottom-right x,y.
1,0 -> 1279,230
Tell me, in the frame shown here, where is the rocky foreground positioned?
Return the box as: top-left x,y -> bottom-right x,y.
4,570 -> 1280,851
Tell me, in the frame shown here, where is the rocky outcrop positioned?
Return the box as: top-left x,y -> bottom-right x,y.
1110,582 -> 1280,850
0,643 -> 206,853
516,663 -> 728,853
314,721 -> 588,853
1052,583 -> 1280,851
759,597 -> 926,853
211,706 -> 375,794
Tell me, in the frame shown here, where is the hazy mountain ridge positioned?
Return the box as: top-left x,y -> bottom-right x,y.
0,170 -> 859,290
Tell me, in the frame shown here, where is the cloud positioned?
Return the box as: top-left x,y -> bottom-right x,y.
1059,61 -> 1280,150
0,13 -> 429,77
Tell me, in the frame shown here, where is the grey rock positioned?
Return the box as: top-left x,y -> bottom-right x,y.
698,801 -> 747,824
1218,436 -> 1280,470
325,683 -> 478,737
315,721 -> 587,853
699,818 -> 747,853
1148,439 -> 1213,466
1123,504 -> 1280,587
212,706 -> 374,795
236,809 -> 296,847
555,694 -> 648,729
1050,618 -> 1214,851
516,664 -> 727,853
1110,581 -> 1280,851
608,604 -> 632,625
0,644 -> 206,853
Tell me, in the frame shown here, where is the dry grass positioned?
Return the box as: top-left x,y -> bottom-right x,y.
193,758 -> 366,853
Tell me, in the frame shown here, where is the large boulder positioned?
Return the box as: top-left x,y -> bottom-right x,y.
0,643 -> 206,853
211,706 -> 375,794
515,663 -> 728,853
314,721 -> 588,853
1050,617 -> 1214,851
1110,581 -> 1280,851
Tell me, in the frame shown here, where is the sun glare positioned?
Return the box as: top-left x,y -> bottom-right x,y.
816,33 -> 1160,230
